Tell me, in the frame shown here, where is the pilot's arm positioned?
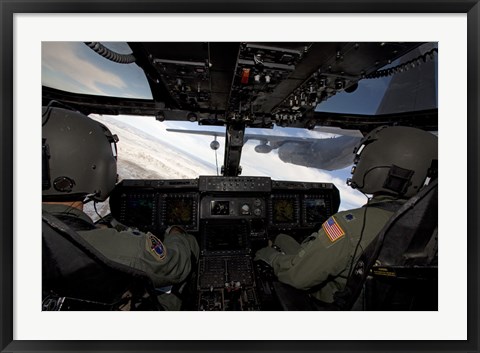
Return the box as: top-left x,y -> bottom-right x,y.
79,226 -> 199,289
255,205 -> 396,301
255,218 -> 351,291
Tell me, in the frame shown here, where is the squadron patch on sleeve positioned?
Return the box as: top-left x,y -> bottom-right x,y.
145,232 -> 166,261
322,216 -> 345,243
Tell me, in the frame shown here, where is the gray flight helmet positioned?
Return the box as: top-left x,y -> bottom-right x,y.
42,106 -> 119,202
348,126 -> 437,198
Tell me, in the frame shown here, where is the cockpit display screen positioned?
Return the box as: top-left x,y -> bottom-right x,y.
304,198 -> 327,224
165,197 -> 194,226
272,198 -> 296,224
124,197 -> 155,229
204,222 -> 248,253
210,201 -> 230,216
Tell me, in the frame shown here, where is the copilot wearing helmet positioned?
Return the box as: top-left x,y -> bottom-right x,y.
42,106 -> 199,310
348,125 -> 438,198
254,125 -> 437,305
42,106 -> 118,202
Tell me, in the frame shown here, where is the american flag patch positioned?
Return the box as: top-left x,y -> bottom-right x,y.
322,216 -> 345,242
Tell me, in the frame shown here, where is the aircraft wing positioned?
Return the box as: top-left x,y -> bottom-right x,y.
166,129 -> 226,138
166,127 -> 361,146
166,127 -> 363,171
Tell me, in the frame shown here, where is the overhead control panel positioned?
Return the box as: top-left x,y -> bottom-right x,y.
227,43 -> 305,116
119,42 -> 427,129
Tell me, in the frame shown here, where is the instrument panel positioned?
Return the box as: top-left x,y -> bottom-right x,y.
110,176 -> 340,239
109,176 -> 340,311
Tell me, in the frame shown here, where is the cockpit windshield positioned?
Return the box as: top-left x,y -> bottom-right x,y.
42,42 -> 152,99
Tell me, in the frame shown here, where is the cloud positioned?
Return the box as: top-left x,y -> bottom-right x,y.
42,42 -> 130,96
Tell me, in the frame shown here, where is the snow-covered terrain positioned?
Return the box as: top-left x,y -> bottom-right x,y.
85,114 -> 366,220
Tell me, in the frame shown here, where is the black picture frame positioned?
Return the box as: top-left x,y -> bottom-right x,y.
1,1 -> 478,352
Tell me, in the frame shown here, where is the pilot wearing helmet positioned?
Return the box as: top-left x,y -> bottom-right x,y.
42,106 -> 199,310
254,125 -> 438,306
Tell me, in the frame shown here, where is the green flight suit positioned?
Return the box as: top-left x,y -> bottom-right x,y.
254,195 -> 403,304
43,203 -> 200,310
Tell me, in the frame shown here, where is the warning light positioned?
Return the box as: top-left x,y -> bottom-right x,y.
241,68 -> 251,84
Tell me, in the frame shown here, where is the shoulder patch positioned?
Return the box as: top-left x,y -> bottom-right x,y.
343,213 -> 356,222
145,232 -> 166,261
322,216 -> 346,243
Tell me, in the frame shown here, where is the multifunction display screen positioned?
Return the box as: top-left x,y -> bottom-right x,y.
210,201 -> 230,216
165,197 -> 195,226
271,197 -> 297,224
121,196 -> 156,232
204,222 -> 248,253
304,198 -> 327,224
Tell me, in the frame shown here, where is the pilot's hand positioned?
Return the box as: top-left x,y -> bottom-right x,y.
254,246 -> 280,267
165,225 -> 187,237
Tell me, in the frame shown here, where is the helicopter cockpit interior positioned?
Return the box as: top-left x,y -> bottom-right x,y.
42,42 -> 438,311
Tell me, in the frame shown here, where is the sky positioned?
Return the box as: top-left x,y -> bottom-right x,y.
41,41 -> 437,212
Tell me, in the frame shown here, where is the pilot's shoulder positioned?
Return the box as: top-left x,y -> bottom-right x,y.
317,210 -> 357,246
330,207 -> 365,227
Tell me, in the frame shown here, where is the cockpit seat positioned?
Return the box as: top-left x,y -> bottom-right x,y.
352,179 -> 438,311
